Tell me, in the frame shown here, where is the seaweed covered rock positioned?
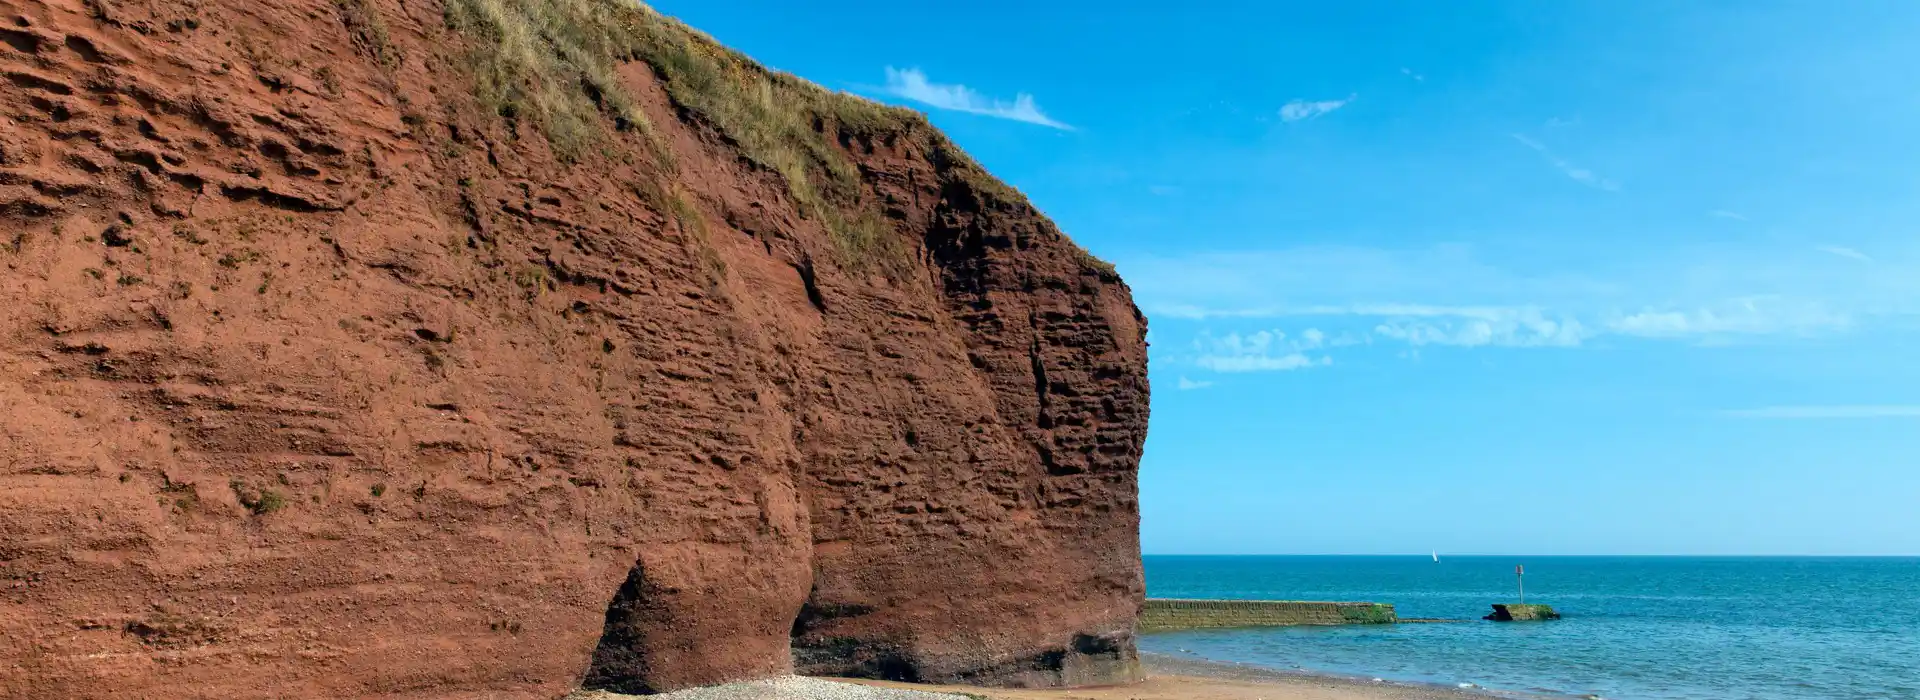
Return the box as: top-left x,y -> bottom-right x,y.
1486,604 -> 1562,621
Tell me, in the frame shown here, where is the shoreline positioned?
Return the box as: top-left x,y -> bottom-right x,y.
573,651 -> 1572,700
840,652 -> 1552,700
1135,652 -> 1547,698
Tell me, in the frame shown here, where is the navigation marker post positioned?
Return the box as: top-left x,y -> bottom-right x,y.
1516,564 -> 1525,605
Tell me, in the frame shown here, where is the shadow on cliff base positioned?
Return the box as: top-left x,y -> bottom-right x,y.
582,564 -> 663,695
786,593 -> 1141,688
582,572 -> 1140,692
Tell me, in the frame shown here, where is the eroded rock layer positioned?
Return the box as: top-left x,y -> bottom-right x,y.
0,0 -> 1148,697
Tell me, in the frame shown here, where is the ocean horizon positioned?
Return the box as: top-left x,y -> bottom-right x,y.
1141,554 -> 1920,699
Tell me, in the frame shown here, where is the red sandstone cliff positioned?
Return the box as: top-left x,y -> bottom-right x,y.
0,0 -> 1148,697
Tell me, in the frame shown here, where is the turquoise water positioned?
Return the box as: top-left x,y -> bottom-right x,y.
1141,556 -> 1920,699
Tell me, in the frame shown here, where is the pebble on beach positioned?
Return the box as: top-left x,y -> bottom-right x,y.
571,676 -> 973,700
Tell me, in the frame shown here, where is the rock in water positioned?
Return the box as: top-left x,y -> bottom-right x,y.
1485,604 -> 1563,621
0,1 -> 1148,697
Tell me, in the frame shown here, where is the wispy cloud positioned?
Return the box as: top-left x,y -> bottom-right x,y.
1161,301 -> 1843,346
1400,67 -> 1425,82
1710,210 -> 1748,221
1280,94 -> 1356,122
1723,405 -> 1920,419
1544,116 -> 1581,129
1604,302 -> 1849,339
1170,304 -> 1591,348
1193,330 -> 1332,372
1817,246 -> 1873,262
880,67 -> 1071,129
1512,134 -> 1620,191
1122,241 -> 1919,355
1175,376 -> 1214,390
1153,302 -> 1543,322
1374,313 -> 1587,348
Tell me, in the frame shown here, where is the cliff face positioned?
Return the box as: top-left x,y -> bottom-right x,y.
0,0 -> 1149,698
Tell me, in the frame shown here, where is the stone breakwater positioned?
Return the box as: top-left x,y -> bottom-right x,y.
1139,599 -> 1398,631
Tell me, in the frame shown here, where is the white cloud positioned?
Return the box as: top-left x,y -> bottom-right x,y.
1192,330 -> 1332,372
1123,240 -> 1920,355
1817,246 -> 1872,262
1302,304 -> 1543,321
1279,94 -> 1356,122
1710,210 -> 1748,221
1544,116 -> 1581,129
1603,310 -> 1694,337
1149,304 -> 1279,320
1373,313 -> 1588,348
1200,353 -> 1328,372
1723,405 -> 1920,419
1512,134 -> 1620,191
881,67 -> 1071,129
1175,376 -> 1214,390
1153,301 -> 1588,331
1400,67 -> 1425,82
1605,299 -> 1849,339
1328,331 -> 1368,347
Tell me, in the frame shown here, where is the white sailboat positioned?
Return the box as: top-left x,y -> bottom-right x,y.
1432,550 -> 1440,563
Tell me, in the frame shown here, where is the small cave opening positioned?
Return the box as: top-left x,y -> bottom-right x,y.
580,562 -> 659,695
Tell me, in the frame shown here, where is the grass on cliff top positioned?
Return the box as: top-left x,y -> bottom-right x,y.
443,0 -> 1115,277
445,0 -> 652,156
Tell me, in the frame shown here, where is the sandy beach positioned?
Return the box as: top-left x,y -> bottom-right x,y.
570,654 -> 1517,700
846,654 -> 1506,700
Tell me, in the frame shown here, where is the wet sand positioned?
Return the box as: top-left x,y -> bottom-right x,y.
847,654 -> 1510,700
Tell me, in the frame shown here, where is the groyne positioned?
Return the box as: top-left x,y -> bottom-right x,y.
1139,599 -> 1397,630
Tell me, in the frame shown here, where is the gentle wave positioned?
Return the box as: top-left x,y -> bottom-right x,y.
1143,555 -> 1920,700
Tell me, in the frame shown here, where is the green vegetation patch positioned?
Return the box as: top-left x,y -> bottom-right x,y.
444,0 -> 652,158
1488,603 -> 1560,621
1338,603 -> 1397,625
443,0 -> 1115,277
335,0 -> 399,71
230,479 -> 288,516
620,12 -> 909,208
617,3 -> 919,273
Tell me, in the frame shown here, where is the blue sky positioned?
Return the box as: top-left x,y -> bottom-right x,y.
652,0 -> 1920,555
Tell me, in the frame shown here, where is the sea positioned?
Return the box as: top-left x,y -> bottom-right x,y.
1140,555 -> 1920,700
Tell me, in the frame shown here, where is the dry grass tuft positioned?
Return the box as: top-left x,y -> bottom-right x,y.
619,6 -> 928,272
335,0 -> 399,71
444,0 -> 650,159
443,0 -> 1114,277
621,12 -> 913,209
